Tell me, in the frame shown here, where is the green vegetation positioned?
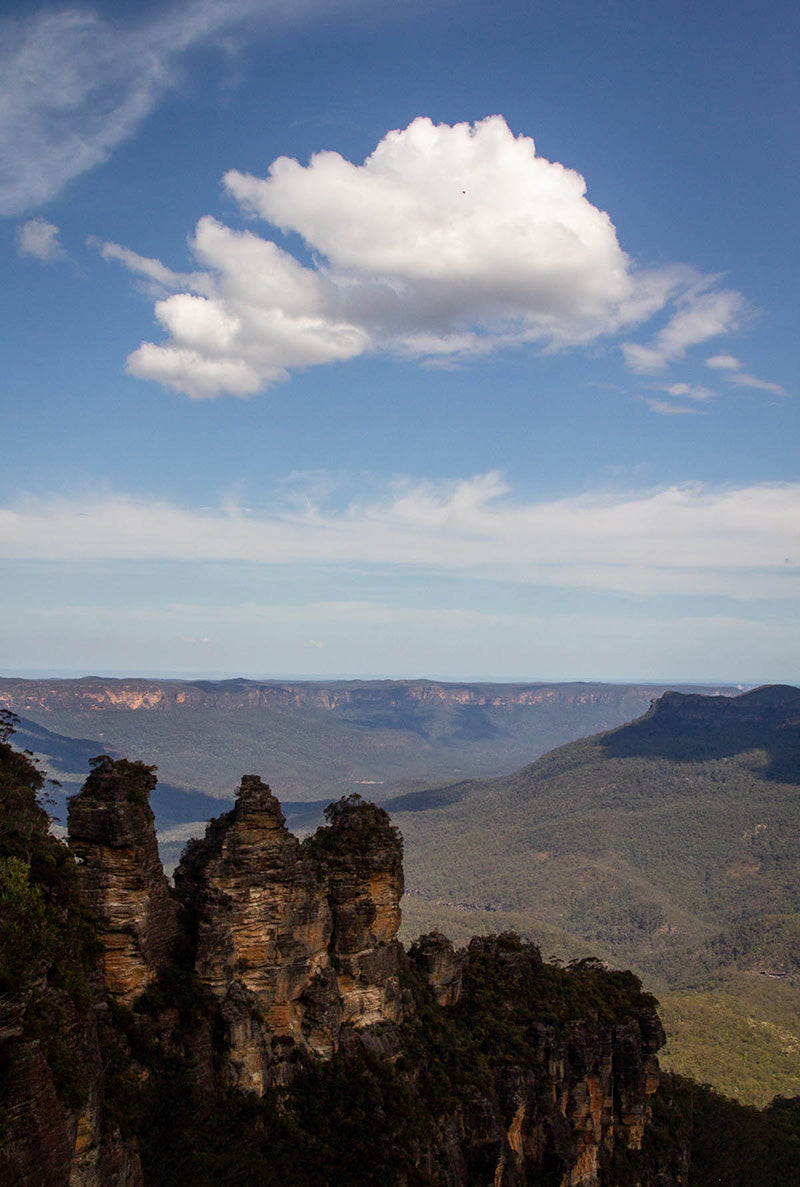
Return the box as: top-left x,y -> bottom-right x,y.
302,792 -> 403,863
0,856 -> 56,993
659,973 -> 800,1106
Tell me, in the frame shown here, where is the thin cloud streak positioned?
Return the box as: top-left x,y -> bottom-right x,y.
0,476 -> 797,599
703,353 -> 785,395
622,287 -> 744,373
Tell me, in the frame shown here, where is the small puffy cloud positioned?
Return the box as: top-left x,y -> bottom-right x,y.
653,383 -> 715,401
706,353 -> 742,371
622,287 -> 744,373
15,216 -> 64,260
641,380 -> 715,414
107,115 -> 740,399
1,474 -> 798,600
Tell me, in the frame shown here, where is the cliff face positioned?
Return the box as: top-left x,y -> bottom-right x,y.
0,674 -> 732,716
67,758 -> 179,1006
0,731 -> 144,1187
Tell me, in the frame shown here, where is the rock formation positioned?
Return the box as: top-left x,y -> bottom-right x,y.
67,757 -> 179,1005
174,782 -> 403,1090
2,737 -> 685,1187
301,793 -> 404,1030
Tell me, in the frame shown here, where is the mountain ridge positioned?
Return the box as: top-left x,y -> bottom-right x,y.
0,676 -> 738,808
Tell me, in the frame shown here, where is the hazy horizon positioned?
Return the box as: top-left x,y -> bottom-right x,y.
0,668 -> 755,689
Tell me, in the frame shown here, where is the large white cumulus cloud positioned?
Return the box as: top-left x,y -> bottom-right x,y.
226,116 -> 639,322
110,116 -> 735,399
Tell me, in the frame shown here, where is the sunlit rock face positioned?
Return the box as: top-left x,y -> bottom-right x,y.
68,757 -> 179,1006
174,783 -> 404,1090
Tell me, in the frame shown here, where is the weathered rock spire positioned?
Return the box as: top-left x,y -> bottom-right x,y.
67,756 -> 178,1006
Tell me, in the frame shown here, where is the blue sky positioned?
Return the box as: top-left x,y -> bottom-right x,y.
1,0 -> 797,683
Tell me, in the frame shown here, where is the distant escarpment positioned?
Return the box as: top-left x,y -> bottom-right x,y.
0,675 -> 733,716
3,719 -> 796,1186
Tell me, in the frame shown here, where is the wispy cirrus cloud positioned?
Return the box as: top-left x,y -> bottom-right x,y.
1,474 -> 797,600
705,354 -> 786,395
0,0 -> 327,216
622,286 -> 744,373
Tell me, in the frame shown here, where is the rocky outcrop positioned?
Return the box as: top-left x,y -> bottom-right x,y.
68,757 -> 179,1005
174,783 -> 404,1090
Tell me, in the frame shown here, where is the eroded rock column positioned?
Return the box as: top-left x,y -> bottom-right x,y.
303,794 -> 404,1029
175,776 -> 337,1089
68,757 -> 178,1006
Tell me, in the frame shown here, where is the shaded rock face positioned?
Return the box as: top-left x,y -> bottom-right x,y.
68,758 -> 179,1005
174,784 -> 404,1090
407,936 -> 665,1187
0,1036 -> 141,1187
408,930 -> 463,1006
